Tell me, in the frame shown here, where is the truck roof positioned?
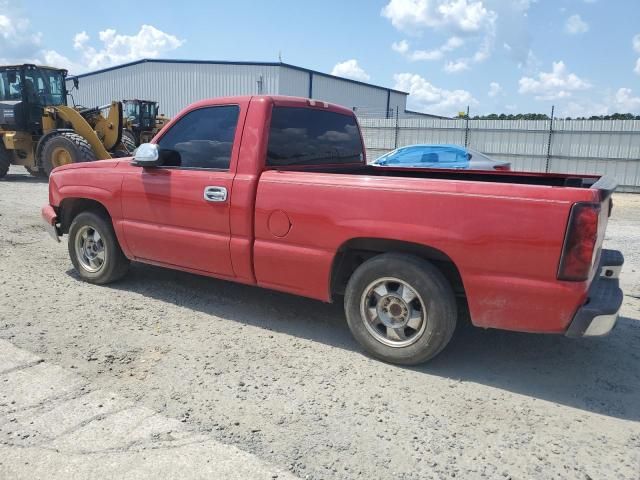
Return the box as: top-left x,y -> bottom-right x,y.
183,95 -> 356,117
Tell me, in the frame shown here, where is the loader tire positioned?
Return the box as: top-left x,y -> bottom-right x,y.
121,130 -> 137,154
26,166 -> 46,177
0,144 -> 9,179
41,132 -> 97,177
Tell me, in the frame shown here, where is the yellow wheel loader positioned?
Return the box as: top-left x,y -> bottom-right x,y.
122,99 -> 170,147
0,64 -> 128,178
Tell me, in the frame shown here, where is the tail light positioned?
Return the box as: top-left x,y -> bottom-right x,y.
494,164 -> 511,171
558,202 -> 600,281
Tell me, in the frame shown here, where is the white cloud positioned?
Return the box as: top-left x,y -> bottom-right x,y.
0,2 -> 183,74
41,50 -> 84,73
0,3 -> 43,63
633,34 -> 640,75
391,40 -> 410,54
557,88 -> 640,117
73,25 -> 184,71
382,0 -> 495,34
444,59 -> 469,73
392,36 -> 463,61
518,61 -> 591,100
560,99 -> 609,118
382,0 -> 501,71
488,81 -> 502,97
614,88 -> 640,112
331,59 -> 370,82
565,14 -> 589,35
393,72 -> 477,115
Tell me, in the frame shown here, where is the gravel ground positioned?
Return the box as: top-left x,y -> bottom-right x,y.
1,165 -> 639,479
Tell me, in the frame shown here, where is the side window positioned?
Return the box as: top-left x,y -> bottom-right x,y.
157,105 -> 240,170
267,107 -> 363,167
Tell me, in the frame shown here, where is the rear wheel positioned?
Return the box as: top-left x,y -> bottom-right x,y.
344,253 -> 457,365
41,132 -> 97,176
0,143 -> 10,179
68,211 -> 130,284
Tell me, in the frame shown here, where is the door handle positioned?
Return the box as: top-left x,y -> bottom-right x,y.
203,186 -> 228,202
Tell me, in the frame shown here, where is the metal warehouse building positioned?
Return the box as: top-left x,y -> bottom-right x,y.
67,59 -> 408,117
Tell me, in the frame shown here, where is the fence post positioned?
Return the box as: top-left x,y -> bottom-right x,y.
394,106 -> 399,149
545,105 -> 555,173
464,105 -> 470,147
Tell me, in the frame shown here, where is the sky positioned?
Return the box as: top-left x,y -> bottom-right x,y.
1,0 -> 639,117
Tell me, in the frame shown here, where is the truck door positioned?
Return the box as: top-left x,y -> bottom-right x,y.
121,104 -> 242,277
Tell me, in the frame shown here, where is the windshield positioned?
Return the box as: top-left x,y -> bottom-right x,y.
124,101 -> 140,120
0,68 -> 23,102
22,67 -> 66,106
141,102 -> 157,119
375,145 -> 468,165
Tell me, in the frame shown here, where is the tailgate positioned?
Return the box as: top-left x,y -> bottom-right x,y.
590,176 -> 617,281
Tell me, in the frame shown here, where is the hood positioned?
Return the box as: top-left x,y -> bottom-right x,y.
53,158 -> 123,172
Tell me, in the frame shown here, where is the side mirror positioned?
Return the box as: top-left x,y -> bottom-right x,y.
73,77 -> 79,90
132,143 -> 162,167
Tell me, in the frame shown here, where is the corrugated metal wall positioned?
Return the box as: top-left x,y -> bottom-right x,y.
388,91 -> 407,113
358,116 -> 640,192
67,61 -> 408,118
311,74 -> 389,111
278,66 -> 310,97
67,62 -> 280,117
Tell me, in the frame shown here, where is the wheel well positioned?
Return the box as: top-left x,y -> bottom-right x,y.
330,238 -> 466,300
58,198 -> 110,234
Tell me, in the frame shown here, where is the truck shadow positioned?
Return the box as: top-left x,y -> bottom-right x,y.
87,262 -> 640,422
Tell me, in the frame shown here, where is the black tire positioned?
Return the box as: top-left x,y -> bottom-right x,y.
121,130 -> 137,153
25,166 -> 46,177
68,211 -> 130,284
41,132 -> 97,177
0,143 -> 10,179
344,253 -> 457,365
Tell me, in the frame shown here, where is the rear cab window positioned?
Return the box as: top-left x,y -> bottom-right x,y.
267,107 -> 364,168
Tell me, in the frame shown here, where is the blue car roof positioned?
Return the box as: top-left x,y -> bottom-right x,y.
394,144 -> 466,151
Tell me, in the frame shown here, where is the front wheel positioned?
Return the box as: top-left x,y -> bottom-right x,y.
41,132 -> 97,176
344,253 -> 457,365
68,211 -> 130,284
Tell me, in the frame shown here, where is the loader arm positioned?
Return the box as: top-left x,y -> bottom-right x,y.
90,101 -> 123,151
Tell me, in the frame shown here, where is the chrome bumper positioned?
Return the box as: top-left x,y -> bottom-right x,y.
565,249 -> 624,338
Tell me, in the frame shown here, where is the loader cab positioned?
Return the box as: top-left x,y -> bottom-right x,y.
123,100 -> 158,130
0,64 -> 68,132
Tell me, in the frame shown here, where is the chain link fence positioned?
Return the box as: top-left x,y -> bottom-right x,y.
356,108 -> 640,193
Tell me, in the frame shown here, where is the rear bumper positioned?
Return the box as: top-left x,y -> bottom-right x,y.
565,249 -> 624,337
41,204 -> 60,243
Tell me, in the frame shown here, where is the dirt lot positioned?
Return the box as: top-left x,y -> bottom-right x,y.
1,165 -> 639,479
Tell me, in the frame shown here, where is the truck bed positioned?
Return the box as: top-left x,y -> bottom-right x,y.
298,164 -> 603,188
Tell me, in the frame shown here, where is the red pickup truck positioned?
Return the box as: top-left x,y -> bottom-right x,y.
42,95 -> 624,365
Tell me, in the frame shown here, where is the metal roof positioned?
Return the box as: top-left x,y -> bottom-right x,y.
68,58 -> 408,96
